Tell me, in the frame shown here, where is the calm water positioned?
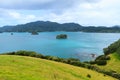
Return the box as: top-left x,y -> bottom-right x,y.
0,32 -> 120,61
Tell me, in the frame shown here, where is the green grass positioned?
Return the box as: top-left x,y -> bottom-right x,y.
0,55 -> 116,80
97,53 -> 120,74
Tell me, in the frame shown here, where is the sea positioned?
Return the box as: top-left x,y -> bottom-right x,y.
0,32 -> 120,61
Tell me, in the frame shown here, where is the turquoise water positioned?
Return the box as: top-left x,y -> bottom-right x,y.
0,32 -> 120,61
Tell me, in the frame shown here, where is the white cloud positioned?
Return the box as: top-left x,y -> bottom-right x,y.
0,0 -> 120,26
44,0 -> 120,26
9,12 -> 21,19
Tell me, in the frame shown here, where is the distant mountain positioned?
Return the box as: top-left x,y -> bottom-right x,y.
82,26 -> 120,33
0,21 -> 120,32
0,21 -> 82,32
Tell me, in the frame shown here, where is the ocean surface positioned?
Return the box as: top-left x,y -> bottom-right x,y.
0,32 -> 120,61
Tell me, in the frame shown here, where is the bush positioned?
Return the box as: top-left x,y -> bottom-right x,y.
95,55 -> 110,61
116,47 -> 120,55
105,56 -> 111,60
15,50 -> 37,57
67,58 -> 80,62
103,48 -> 110,55
35,54 -> 44,58
103,39 -> 120,55
89,61 -> 96,64
2,52 -> 15,55
96,60 -> 107,65
65,58 -> 80,65
87,74 -> 91,78
29,52 -> 37,57
51,56 -> 60,61
44,55 -> 53,60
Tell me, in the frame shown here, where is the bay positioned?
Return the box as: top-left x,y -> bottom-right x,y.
0,32 -> 120,61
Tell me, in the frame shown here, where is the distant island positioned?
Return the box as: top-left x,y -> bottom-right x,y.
56,34 -> 67,39
30,31 -> 39,35
0,21 -> 120,33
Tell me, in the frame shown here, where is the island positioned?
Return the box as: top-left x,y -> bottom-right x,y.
30,31 -> 39,35
10,33 -> 13,35
56,34 -> 67,39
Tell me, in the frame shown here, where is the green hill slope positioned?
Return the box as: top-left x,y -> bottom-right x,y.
96,39 -> 120,74
0,55 -> 116,80
97,53 -> 120,74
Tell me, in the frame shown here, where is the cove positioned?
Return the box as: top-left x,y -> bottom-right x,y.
0,32 -> 120,61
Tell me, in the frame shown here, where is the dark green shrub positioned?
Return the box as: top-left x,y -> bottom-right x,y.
104,74 -> 106,76
51,56 -> 59,61
44,55 -> 53,60
65,58 -> 80,65
56,58 -> 64,62
96,60 -> 107,65
2,52 -> 15,55
95,55 -> 110,61
15,50 -> 37,57
15,50 -> 29,56
103,39 -> 120,55
105,56 -> 110,60
87,74 -> 91,78
95,55 -> 104,61
89,61 -> 96,64
116,47 -> 120,55
103,48 -> 110,55
67,58 -> 80,62
35,54 -> 44,58
29,52 -> 37,57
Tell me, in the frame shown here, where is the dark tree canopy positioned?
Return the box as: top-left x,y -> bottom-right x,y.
103,39 -> 120,55
56,34 -> 67,39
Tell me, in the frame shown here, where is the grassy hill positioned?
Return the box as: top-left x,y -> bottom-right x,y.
95,39 -> 120,74
0,55 -> 116,80
97,53 -> 120,74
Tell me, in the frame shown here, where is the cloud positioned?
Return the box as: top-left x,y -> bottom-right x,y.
0,0 -> 98,10
0,0 -> 120,26
0,0 -> 74,10
0,9 -> 38,26
40,0 -> 120,26
0,0 -> 53,9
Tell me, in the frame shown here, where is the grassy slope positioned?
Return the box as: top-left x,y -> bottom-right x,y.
0,55 -> 116,80
97,53 -> 120,73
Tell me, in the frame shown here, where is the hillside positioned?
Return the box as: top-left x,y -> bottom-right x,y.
97,53 -> 120,74
0,55 -> 116,80
95,39 -> 120,74
0,21 -> 82,32
1,21 -> 120,32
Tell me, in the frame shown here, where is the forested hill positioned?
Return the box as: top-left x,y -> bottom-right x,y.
0,21 -> 120,32
0,21 -> 82,32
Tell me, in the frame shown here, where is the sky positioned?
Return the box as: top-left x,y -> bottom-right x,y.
0,0 -> 120,27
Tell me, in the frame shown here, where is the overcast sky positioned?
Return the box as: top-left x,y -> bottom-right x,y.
0,0 -> 120,27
